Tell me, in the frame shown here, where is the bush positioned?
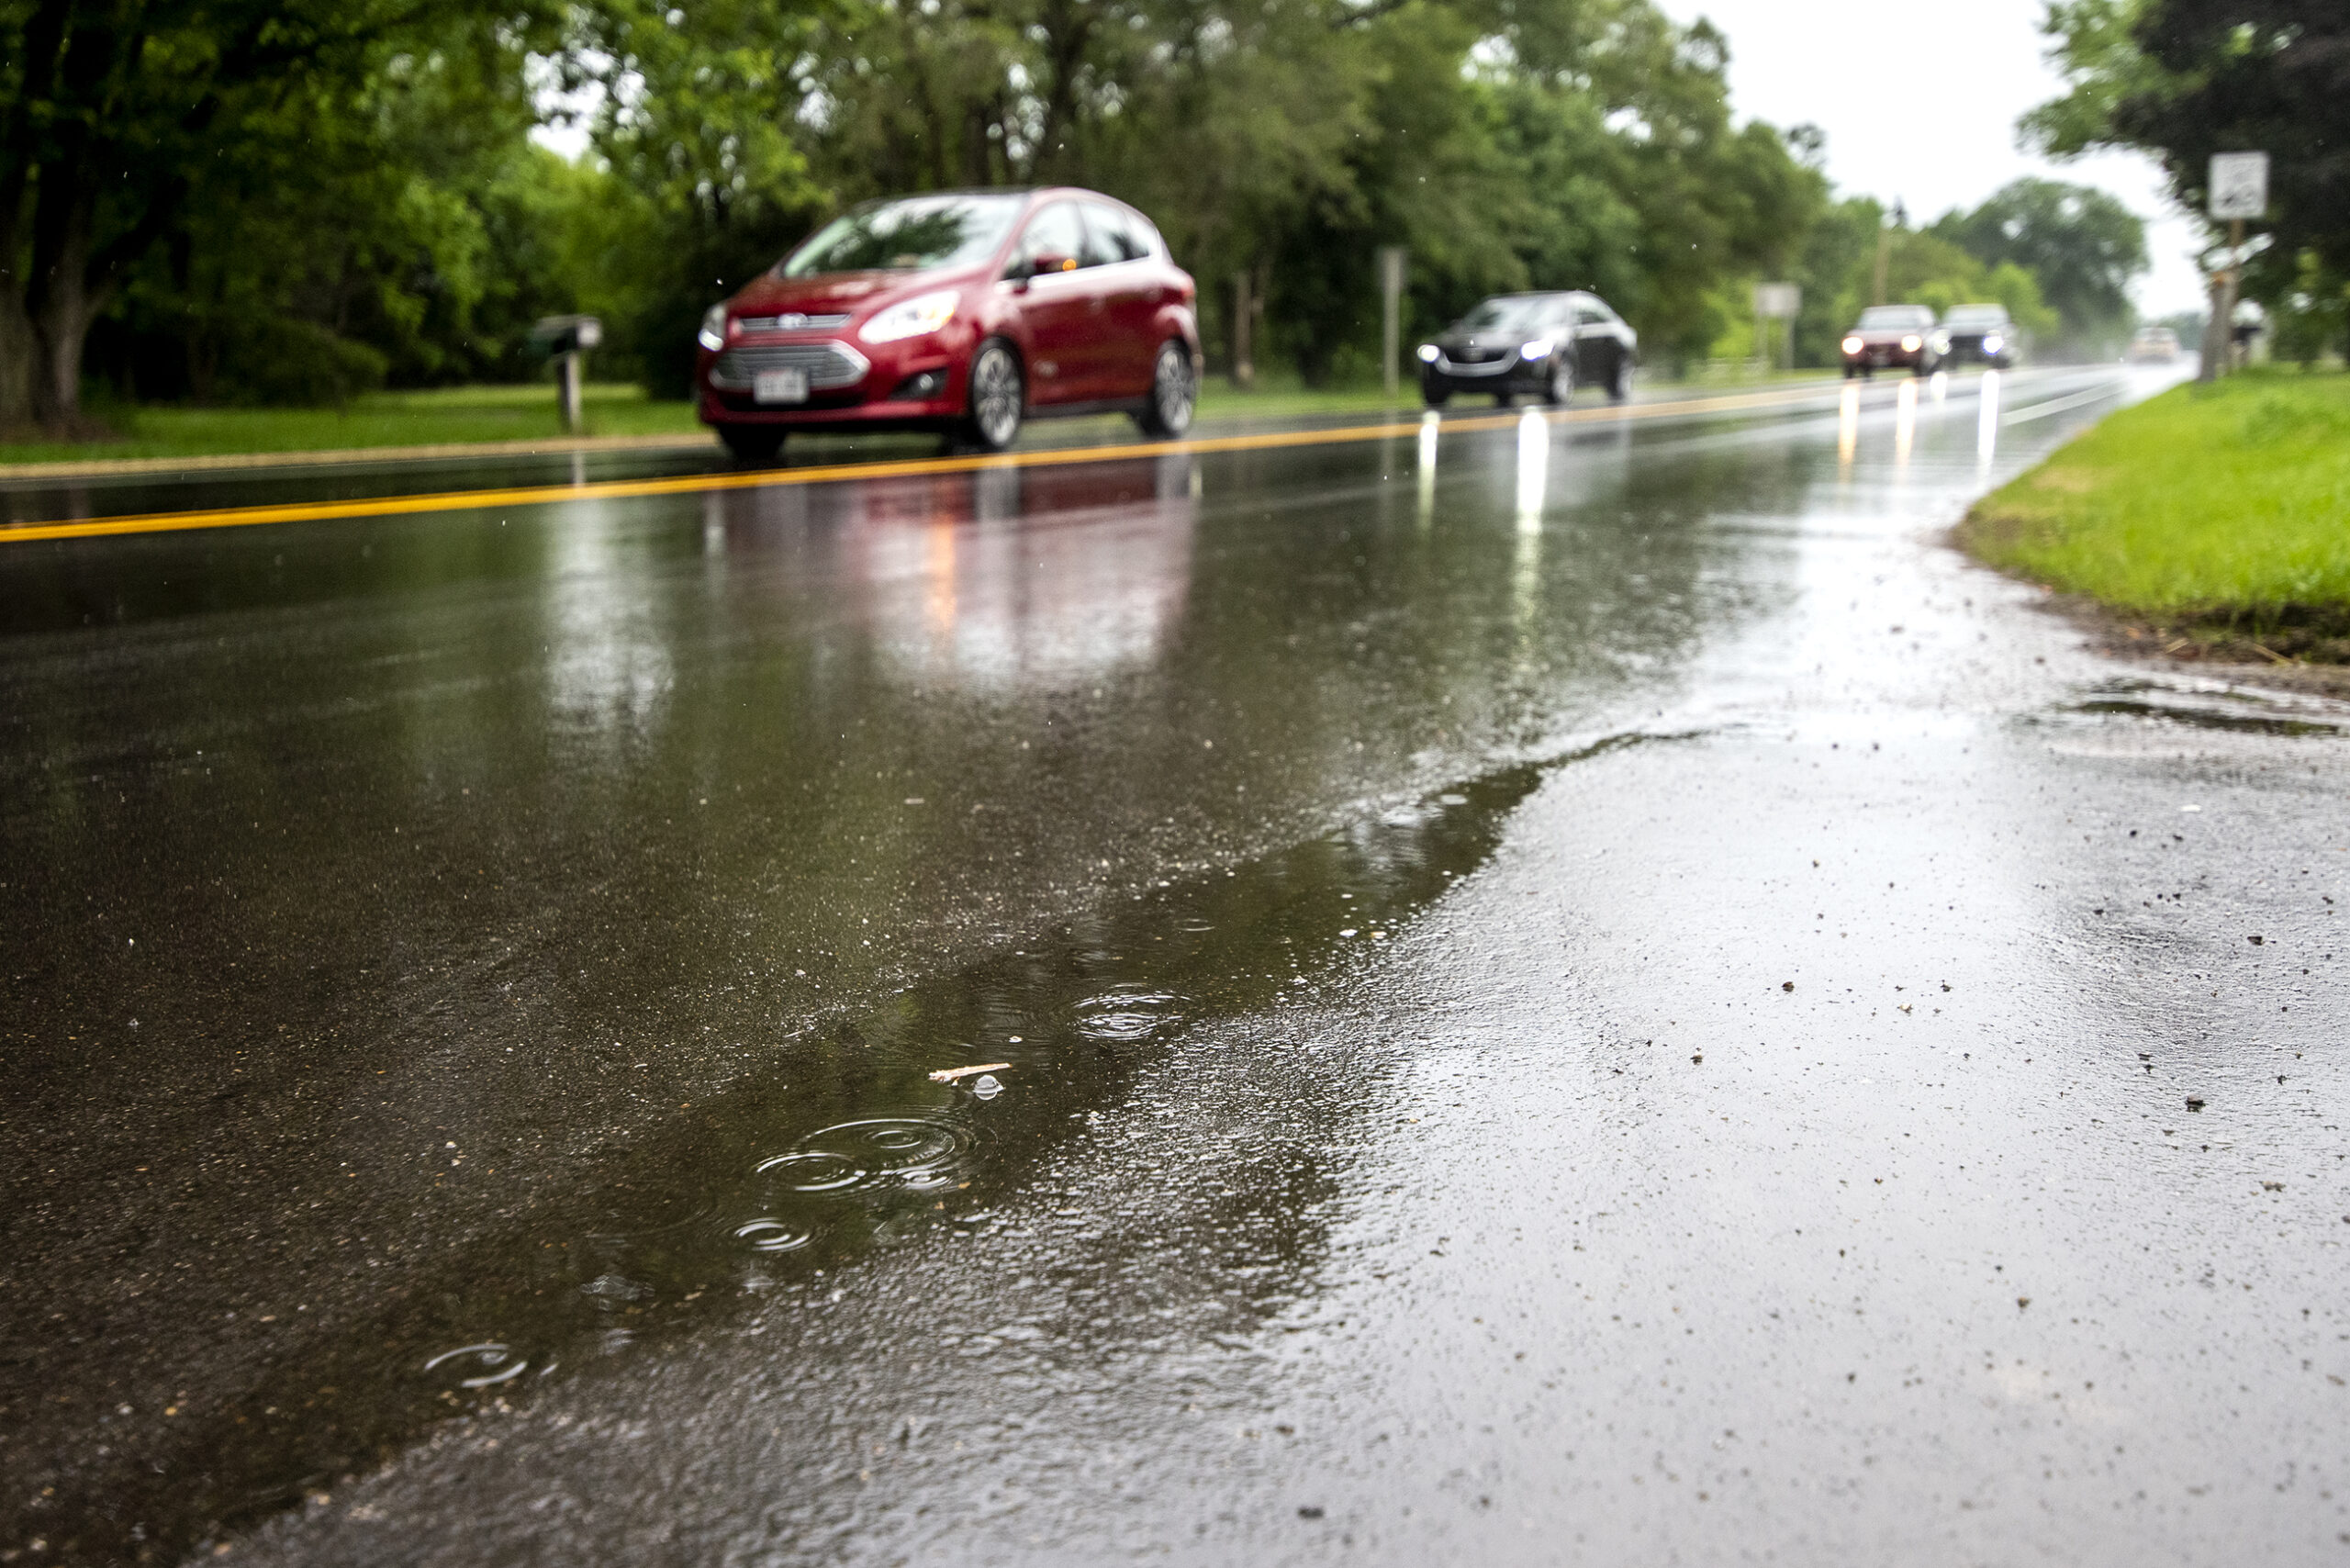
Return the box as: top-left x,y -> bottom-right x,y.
213,318 -> 390,407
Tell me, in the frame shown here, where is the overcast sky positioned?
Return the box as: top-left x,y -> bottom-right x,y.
1652,0 -> 2208,315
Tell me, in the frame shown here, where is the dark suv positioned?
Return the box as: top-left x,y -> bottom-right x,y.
1416,292 -> 1638,408
1938,304 -> 2017,369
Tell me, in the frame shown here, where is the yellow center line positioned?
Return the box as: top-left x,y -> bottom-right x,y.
0,384 -> 1841,546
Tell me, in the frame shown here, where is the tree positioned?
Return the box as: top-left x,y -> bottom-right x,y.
0,0 -> 538,429
1930,178 -> 2146,348
2025,0 -> 2350,277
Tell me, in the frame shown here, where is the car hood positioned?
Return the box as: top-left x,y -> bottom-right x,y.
729,265 -> 989,319
1436,330 -> 1543,352
1848,326 -> 1932,343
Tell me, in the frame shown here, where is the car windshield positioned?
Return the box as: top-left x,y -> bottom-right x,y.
1856,306 -> 1934,330
779,195 -> 1027,277
1455,297 -> 1561,334
1944,307 -> 2007,327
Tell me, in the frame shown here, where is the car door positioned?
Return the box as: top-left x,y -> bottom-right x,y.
1571,300 -> 1619,386
1010,202 -> 1096,406
1080,200 -> 1160,398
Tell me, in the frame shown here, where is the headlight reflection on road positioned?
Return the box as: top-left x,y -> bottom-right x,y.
1514,409 -> 1548,534
1977,370 -> 2001,465
1417,412 -> 1439,528
1894,378 -> 1917,469
1837,382 -> 1861,473
1929,369 -> 1949,405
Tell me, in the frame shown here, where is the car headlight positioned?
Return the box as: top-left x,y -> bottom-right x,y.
1983,333 -> 2004,353
1519,338 -> 1554,361
698,303 -> 728,353
1841,336 -> 1863,356
859,290 -> 959,344
1416,343 -> 1440,364
1901,335 -> 1922,353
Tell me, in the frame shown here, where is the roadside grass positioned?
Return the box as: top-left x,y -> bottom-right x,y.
0,383 -> 701,465
1962,368 -> 2350,662
2,366 -> 1839,470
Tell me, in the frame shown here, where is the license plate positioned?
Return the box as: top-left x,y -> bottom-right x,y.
754,368 -> 809,404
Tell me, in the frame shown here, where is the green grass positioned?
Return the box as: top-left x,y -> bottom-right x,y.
1964,369 -> 2350,656
5,365 -> 1833,468
0,383 -> 704,465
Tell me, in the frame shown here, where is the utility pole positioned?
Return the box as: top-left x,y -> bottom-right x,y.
1377,247 -> 1407,401
1232,271 -> 1255,390
1872,199 -> 1905,307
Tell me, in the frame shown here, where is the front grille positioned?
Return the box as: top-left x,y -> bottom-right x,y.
711,342 -> 869,391
736,313 -> 850,333
1436,352 -> 1513,376
1450,346 -> 1509,364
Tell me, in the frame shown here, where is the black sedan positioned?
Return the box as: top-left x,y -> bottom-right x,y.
1938,304 -> 2017,369
1417,292 -> 1637,409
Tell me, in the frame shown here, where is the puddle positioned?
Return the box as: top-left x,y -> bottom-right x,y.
2036,680 -> 2345,738
91,740 -> 1656,1560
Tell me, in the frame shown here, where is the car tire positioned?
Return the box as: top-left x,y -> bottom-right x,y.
962,339 -> 1024,452
1609,358 -> 1634,403
1135,341 -> 1196,438
1546,358 -> 1574,408
718,424 -> 785,462
1494,390 -> 1515,409
1421,382 -> 1450,409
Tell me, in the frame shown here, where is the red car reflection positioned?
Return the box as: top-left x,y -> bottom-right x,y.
696,188 -> 1202,459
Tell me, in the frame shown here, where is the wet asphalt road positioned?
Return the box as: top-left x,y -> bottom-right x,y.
4,370 -> 2346,1565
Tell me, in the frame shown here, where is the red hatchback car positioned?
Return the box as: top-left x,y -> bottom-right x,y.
697,188 -> 1202,458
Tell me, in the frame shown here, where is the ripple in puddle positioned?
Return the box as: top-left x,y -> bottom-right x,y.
1074,987 -> 1185,1045
751,1149 -> 866,1192
780,1117 -> 979,1191
733,1217 -> 817,1253
422,1343 -> 533,1389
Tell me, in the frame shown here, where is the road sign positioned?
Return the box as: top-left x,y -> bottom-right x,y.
2209,152 -> 2268,220
1751,283 -> 1800,319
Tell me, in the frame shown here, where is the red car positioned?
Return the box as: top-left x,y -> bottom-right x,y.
697,188 -> 1202,458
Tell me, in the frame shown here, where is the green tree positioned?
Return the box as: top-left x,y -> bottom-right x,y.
1930,178 -> 2146,348
0,0 -> 548,427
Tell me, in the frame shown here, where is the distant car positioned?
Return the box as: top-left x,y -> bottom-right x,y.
696,188 -> 1202,458
1938,304 -> 2017,369
1841,305 -> 1943,378
1416,292 -> 1637,409
2127,326 -> 2182,364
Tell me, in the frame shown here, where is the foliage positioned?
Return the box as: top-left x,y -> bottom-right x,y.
2025,0 -> 2350,307
1964,369 -> 2350,637
1929,178 -> 2146,348
6,0 -> 2105,420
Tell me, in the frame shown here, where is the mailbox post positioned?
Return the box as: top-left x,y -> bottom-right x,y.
532,315 -> 603,432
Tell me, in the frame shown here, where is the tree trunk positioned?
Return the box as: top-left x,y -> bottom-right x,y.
0,286 -> 36,430
28,178 -> 99,426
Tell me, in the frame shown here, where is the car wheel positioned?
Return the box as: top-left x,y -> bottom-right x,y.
962,340 -> 1024,452
1494,390 -> 1515,409
1421,380 -> 1450,409
718,424 -> 785,462
1609,358 -> 1634,403
1135,341 -> 1196,438
1546,358 -> 1574,408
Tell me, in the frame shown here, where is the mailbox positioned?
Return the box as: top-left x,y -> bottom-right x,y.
531,315 -> 603,433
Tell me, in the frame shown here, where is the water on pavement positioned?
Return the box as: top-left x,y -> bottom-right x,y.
4,370 -> 2344,1564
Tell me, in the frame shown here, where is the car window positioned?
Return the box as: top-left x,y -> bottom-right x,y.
1575,304 -> 1607,327
1458,297 -> 1550,333
1014,203 -> 1086,275
1080,203 -> 1150,266
1856,306 -> 1934,330
781,194 -> 1026,277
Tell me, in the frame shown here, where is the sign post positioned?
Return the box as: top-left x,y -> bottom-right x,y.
1378,248 -> 1408,401
2202,152 -> 2266,380
1752,283 -> 1800,374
